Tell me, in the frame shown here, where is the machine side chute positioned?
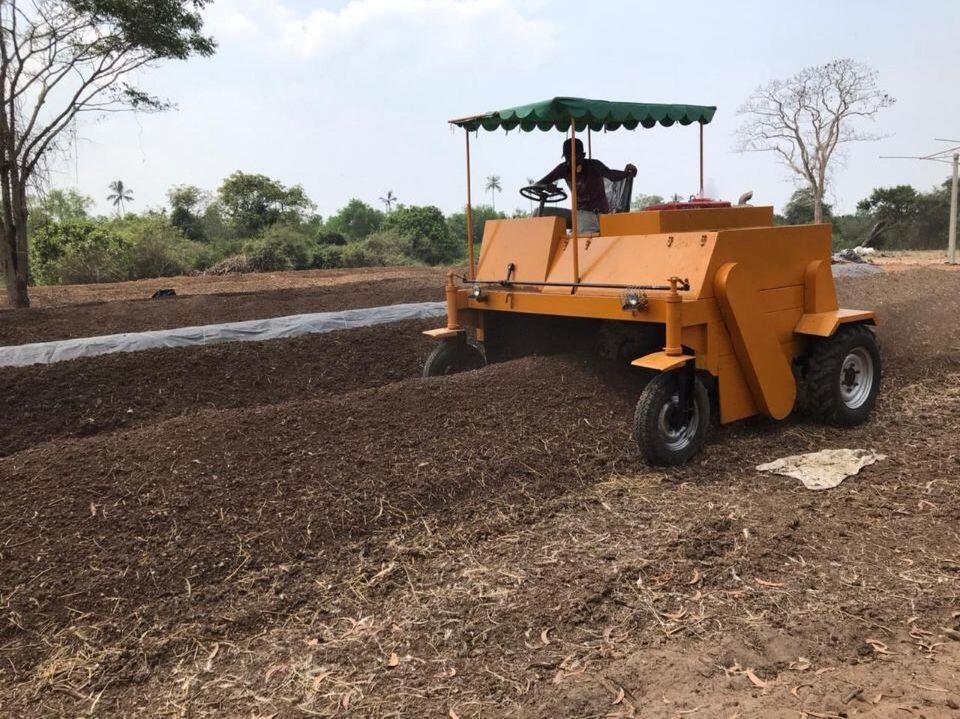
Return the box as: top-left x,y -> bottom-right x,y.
714,262 -> 797,419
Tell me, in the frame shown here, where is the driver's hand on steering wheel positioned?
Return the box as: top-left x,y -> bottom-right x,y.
625,164 -> 637,177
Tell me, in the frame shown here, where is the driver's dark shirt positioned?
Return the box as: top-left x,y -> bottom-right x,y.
539,159 -> 630,214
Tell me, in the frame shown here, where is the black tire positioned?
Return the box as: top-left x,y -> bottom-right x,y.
422,340 -> 486,378
805,324 -> 881,426
633,371 -> 710,466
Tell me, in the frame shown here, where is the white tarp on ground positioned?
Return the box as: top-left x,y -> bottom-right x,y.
0,301 -> 447,368
756,448 -> 887,490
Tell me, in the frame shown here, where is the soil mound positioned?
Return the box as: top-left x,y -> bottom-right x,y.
0,319 -> 436,456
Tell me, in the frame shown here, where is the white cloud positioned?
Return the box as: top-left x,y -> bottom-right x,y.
209,0 -> 555,67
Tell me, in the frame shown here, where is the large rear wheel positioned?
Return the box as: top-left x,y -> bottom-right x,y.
633,371 -> 710,466
423,340 -> 486,377
805,324 -> 881,426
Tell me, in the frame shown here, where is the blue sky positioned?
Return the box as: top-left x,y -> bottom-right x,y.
50,0 -> 960,218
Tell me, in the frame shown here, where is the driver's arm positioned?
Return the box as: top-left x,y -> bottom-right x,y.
595,161 -> 637,181
537,163 -> 565,186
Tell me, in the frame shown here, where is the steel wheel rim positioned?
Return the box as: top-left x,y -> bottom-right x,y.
839,347 -> 874,409
658,394 -> 700,452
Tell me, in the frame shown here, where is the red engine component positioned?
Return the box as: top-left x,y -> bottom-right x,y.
644,198 -> 731,211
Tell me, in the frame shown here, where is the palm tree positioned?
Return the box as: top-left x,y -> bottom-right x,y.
107,180 -> 133,215
379,190 -> 397,213
526,177 -> 537,213
485,175 -> 502,211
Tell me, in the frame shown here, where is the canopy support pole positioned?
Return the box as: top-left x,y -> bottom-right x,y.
699,120 -> 704,198
587,128 -> 592,159
570,120 -> 580,287
464,129 -> 475,280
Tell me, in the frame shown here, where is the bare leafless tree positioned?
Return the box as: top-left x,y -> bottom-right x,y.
736,59 -> 894,224
0,0 -> 213,307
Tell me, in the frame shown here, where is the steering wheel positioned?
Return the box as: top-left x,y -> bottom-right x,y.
520,183 -> 568,215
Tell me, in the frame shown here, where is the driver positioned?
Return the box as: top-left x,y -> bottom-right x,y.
536,138 -> 636,231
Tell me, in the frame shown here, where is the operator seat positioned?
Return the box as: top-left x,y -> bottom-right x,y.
604,175 -> 633,213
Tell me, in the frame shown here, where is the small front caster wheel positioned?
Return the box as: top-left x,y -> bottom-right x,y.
633,371 -> 710,466
422,340 -> 486,377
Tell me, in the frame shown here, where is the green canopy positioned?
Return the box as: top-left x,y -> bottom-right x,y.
451,97 -> 716,133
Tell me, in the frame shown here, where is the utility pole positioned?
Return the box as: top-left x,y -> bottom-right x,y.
949,152 -> 959,265
881,139 -> 960,265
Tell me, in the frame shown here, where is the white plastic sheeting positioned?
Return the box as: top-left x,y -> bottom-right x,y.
0,301 -> 446,368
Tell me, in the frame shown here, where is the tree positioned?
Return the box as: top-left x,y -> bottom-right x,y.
383,205 -> 459,265
854,180 -> 953,250
485,175 -> 502,210
167,184 -> 207,241
782,187 -> 834,225
856,185 -> 918,226
631,193 -> 665,210
217,171 -> 315,236
325,198 -> 383,241
0,1 -> 215,307
107,180 -> 133,215
446,204 -> 504,251
28,188 -> 92,230
30,217 -> 128,284
737,59 -> 894,224
379,190 -> 397,213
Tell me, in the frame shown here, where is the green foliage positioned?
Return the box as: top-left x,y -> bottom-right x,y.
856,185 -> 918,225
311,244 -> 347,269
317,231 -> 347,246
167,184 -> 207,241
446,204 -> 504,255
359,229 -> 420,266
28,189 -> 93,229
383,205 -> 459,264
631,193 -> 665,210
847,179 -> 953,250
110,213 -> 199,278
782,188 -> 833,225
66,0 -> 216,61
30,219 -> 130,285
830,214 -> 870,249
245,224 -> 315,271
199,202 -> 231,244
218,171 -> 315,236
325,199 -> 384,241
107,180 -> 134,214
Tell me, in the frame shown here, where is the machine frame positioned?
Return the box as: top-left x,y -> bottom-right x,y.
424,97 -> 879,464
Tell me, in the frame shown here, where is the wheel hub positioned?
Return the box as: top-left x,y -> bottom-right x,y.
839,347 -> 874,409
658,394 -> 699,451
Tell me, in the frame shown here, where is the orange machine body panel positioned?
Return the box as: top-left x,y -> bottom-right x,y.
435,205 -> 874,425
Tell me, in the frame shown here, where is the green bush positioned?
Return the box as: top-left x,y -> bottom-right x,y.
339,242 -> 376,268
311,244 -> 346,269
317,230 -> 347,246
360,229 -> 419,266
245,224 -> 316,271
383,205 -> 459,264
325,199 -> 383,241
110,214 -> 199,279
30,219 -> 130,285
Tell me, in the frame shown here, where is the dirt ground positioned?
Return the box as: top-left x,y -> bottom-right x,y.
0,266 -> 449,310
2,267 -> 960,718
871,249 -> 958,268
